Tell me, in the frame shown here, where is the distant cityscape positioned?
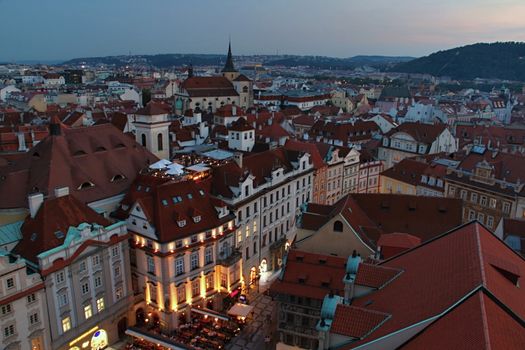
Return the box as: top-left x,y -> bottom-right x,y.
0,36 -> 525,350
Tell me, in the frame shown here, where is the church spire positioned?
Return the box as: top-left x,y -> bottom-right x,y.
222,39 -> 237,73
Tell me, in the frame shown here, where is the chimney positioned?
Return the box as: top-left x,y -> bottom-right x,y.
28,193 -> 44,218
343,250 -> 361,303
54,187 -> 69,198
234,153 -> 243,168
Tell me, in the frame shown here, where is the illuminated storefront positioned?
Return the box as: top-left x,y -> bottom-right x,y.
68,327 -> 108,350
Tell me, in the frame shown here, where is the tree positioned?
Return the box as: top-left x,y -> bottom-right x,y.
142,88 -> 151,106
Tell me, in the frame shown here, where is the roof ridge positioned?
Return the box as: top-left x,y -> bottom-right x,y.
478,290 -> 492,350
475,223 -> 487,286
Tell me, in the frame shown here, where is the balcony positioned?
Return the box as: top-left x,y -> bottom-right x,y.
217,248 -> 242,267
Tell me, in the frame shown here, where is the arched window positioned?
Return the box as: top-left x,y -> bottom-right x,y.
141,134 -> 146,147
333,220 -> 343,232
157,133 -> 163,151
243,86 -> 248,93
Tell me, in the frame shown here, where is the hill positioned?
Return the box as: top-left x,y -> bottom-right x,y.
390,42 -> 525,81
62,54 -> 414,70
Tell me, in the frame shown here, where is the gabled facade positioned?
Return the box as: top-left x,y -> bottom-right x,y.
114,175 -> 239,331
379,122 -> 457,169
12,188 -> 133,350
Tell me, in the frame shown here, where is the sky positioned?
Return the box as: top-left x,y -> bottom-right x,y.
1,0 -> 524,62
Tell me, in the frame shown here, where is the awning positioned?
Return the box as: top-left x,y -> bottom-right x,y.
227,303 -> 254,318
125,327 -> 191,350
190,307 -> 230,321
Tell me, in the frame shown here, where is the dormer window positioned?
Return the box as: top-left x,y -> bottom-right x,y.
177,220 -> 186,227
78,181 -> 95,190
193,216 -> 201,223
73,150 -> 87,156
111,174 -> 125,182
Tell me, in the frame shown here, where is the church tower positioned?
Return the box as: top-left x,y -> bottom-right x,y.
222,40 -> 240,82
133,102 -> 171,160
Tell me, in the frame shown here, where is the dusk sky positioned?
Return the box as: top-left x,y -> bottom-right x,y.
1,0 -> 524,61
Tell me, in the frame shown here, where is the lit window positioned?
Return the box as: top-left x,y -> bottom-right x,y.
84,305 -> 92,319
62,317 -> 71,333
177,285 -> 186,304
96,298 -> 105,312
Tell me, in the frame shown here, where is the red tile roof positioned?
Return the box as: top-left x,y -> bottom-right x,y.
182,76 -> 238,98
270,250 -> 346,300
398,290 -> 525,350
136,101 -> 171,115
0,122 -> 157,209
354,263 -> 402,289
386,122 -> 448,144
300,194 -> 463,249
14,195 -> 110,263
116,175 -> 233,243
340,222 -> 525,348
331,305 -> 390,338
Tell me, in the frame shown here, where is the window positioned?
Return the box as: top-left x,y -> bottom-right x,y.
192,279 -> 200,297
477,213 -> 485,223
79,261 -> 87,272
3,324 -> 15,338
245,247 -> 249,259
84,304 -> 92,319
27,293 -> 36,304
177,285 -> 186,303
58,292 -> 68,307
147,255 -> 155,274
141,134 -> 146,147
175,258 -> 185,276
94,276 -> 102,288
55,272 -> 65,284
489,198 -> 497,209
114,265 -> 121,278
333,220 -> 343,232
470,192 -> 478,203
254,202 -> 258,213
81,282 -> 89,295
115,287 -> 123,300
206,274 -> 214,291
221,273 -> 227,288
92,255 -> 100,266
62,317 -> 71,333
96,297 -> 105,312
1,304 -> 11,315
205,247 -> 213,265
487,216 -> 494,228
157,133 -> 164,151
480,196 -> 487,207
112,246 -> 120,258
468,210 -> 476,221
190,252 -> 199,270
253,242 -> 257,254
29,312 -> 39,325
503,202 -> 511,214
460,190 -> 467,200
448,186 -> 456,196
